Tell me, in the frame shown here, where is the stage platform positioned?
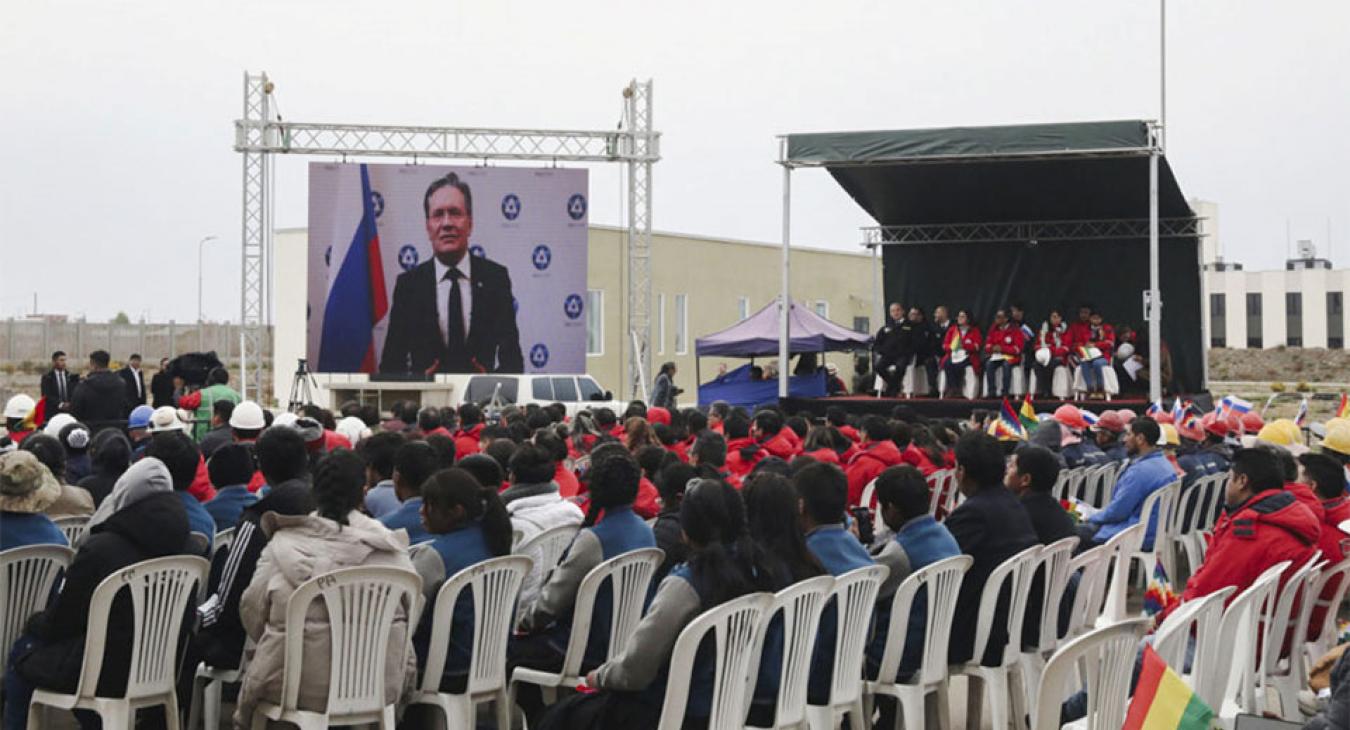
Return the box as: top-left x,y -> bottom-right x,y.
782,393 -> 1213,421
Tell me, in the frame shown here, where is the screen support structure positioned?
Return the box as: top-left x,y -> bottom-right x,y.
234,72 -> 659,402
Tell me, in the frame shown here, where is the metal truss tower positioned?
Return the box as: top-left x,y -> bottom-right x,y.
234,74 -> 658,402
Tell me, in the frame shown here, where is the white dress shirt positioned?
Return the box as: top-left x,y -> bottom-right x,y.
433,256 -> 472,346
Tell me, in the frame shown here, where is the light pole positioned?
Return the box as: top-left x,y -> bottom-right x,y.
197,235 -> 219,324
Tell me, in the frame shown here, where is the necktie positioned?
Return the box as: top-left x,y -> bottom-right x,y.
58,371 -> 66,401
446,269 -> 468,370
135,371 -> 143,398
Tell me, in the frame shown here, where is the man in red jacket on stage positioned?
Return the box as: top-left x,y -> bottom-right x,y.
983,308 -> 1025,398
845,415 -> 904,507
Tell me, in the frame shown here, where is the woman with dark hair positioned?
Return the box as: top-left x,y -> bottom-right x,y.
511,446 -> 657,727
538,479 -> 786,729
1033,308 -> 1071,397
650,362 -> 681,409
77,429 -> 133,507
409,468 -> 514,693
802,425 -> 847,465
234,450 -> 415,728
938,308 -> 983,399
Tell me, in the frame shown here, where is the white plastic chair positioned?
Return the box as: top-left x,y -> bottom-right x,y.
1018,537 -> 1079,712
1096,523 -> 1144,626
806,564 -> 888,730
210,526 -> 236,562
1128,480 -> 1182,592
409,555 -> 531,730
246,565 -> 421,730
26,555 -> 209,730
1029,618 -> 1151,730
1,545 -> 74,678
52,515 -> 90,549
1071,365 -> 1119,401
656,591 -> 773,730
510,547 -> 664,706
953,544 -> 1041,730
1304,558 -> 1350,670
900,363 -> 928,398
1263,553 -> 1323,720
1209,560 -> 1289,723
926,469 -> 956,517
1152,586 -> 1235,698
937,366 -> 980,400
1062,543 -> 1114,641
863,555 -> 971,730
187,641 -> 250,730
511,523 -> 580,606
1028,366 -> 1071,400
747,576 -> 835,730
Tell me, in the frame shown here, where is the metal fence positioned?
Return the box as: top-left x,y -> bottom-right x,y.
2,318 -> 272,369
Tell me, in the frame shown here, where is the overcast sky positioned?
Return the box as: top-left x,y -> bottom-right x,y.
3,0 -> 1347,322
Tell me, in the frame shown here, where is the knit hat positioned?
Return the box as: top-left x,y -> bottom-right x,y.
292,417 -> 325,446
59,422 -> 91,453
0,450 -> 61,513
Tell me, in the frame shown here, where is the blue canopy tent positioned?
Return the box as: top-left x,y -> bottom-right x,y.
695,300 -> 872,408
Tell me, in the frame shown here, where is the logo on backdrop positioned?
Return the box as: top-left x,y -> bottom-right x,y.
564,293 -> 584,320
532,244 -> 552,271
370,190 -> 385,218
397,245 -> 419,272
470,245 -> 486,258
567,194 -> 587,221
501,193 -> 521,221
324,245 -> 332,268
529,343 -> 550,368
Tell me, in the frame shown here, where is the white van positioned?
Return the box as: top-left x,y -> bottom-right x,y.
446,373 -> 627,417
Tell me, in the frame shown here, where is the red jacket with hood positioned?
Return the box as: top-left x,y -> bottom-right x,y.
845,439 -> 905,507
938,325 -> 983,375
453,423 -> 484,459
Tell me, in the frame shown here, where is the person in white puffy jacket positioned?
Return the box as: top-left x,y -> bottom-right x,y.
500,443 -> 583,607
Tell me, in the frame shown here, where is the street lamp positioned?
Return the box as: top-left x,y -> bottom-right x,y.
197,235 -> 219,324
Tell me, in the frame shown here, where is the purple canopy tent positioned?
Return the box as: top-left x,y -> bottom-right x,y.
694,300 -> 872,406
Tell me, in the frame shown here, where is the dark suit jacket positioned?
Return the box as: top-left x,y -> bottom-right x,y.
150,370 -> 175,409
118,367 -> 145,414
379,255 -> 523,374
39,369 -> 78,421
944,485 -> 1038,666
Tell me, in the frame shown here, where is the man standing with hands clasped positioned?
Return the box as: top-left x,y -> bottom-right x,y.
380,172 -> 524,375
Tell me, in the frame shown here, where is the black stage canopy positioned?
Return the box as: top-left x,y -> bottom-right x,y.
783,120 -> 1205,394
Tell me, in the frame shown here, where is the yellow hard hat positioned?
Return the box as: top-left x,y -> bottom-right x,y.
1257,422 -> 1296,447
1159,423 -> 1180,447
1323,422 -> 1350,458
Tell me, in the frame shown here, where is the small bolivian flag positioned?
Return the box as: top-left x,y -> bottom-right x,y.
1122,644 -> 1213,730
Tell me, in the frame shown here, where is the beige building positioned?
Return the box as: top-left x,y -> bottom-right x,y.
273,225 -> 875,406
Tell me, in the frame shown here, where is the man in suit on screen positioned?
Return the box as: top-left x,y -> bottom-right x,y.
379,172 -> 524,375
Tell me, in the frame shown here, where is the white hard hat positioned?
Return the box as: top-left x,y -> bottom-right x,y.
229,400 -> 266,430
335,416 -> 370,446
272,412 -> 299,430
1035,347 -> 1051,367
4,394 -> 36,420
43,413 -> 76,438
1116,342 -> 1136,360
146,406 -> 187,433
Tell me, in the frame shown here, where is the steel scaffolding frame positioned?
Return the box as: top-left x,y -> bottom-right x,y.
860,216 -> 1202,246
233,73 -> 658,402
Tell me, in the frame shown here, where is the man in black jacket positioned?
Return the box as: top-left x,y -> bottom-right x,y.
380,172 -> 524,374
71,350 -> 128,432
150,357 -> 176,408
38,351 -> 75,424
117,353 -> 146,415
872,303 -> 905,396
944,431 -> 1038,666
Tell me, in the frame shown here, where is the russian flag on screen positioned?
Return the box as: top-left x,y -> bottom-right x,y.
317,164 -> 388,373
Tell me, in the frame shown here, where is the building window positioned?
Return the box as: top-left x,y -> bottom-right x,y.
586,290 -> 603,356
737,297 -> 749,321
1209,293 -> 1226,348
1246,293 -> 1262,348
657,293 -> 665,355
674,293 -> 688,355
1330,292 -> 1345,349
1286,292 -> 1302,347
853,316 -> 870,334
814,300 -> 829,319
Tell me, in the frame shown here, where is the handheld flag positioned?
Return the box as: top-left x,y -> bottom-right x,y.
1019,394 -> 1039,432
1221,395 -> 1253,415
1338,393 -> 1349,419
999,398 -> 1027,439
1122,644 -> 1213,730
1081,409 -> 1100,427
317,164 -> 389,373
1295,399 -> 1309,427
1142,560 -> 1177,621
1147,400 -> 1164,417
1171,398 -> 1188,424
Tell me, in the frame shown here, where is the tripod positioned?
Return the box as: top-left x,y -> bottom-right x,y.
288,358 -> 320,412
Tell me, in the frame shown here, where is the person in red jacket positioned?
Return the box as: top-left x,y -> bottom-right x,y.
755,410 -> 799,461
1071,309 -> 1116,397
1164,448 -> 1320,624
939,309 -> 982,399
982,308 -> 1025,398
1032,309 -> 1071,398
722,412 -> 762,478
1299,452 -> 1350,638
845,415 -> 905,507
802,425 -> 848,465
452,403 -> 486,460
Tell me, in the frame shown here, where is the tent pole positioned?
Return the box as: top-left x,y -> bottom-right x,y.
779,164 -> 791,400
1148,143 -> 1162,402
695,355 -> 701,407
871,244 -> 881,330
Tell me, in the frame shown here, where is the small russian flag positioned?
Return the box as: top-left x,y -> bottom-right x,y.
1222,395 -> 1253,415
1081,409 -> 1100,427
1147,400 -> 1164,416
1171,398 -> 1188,423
